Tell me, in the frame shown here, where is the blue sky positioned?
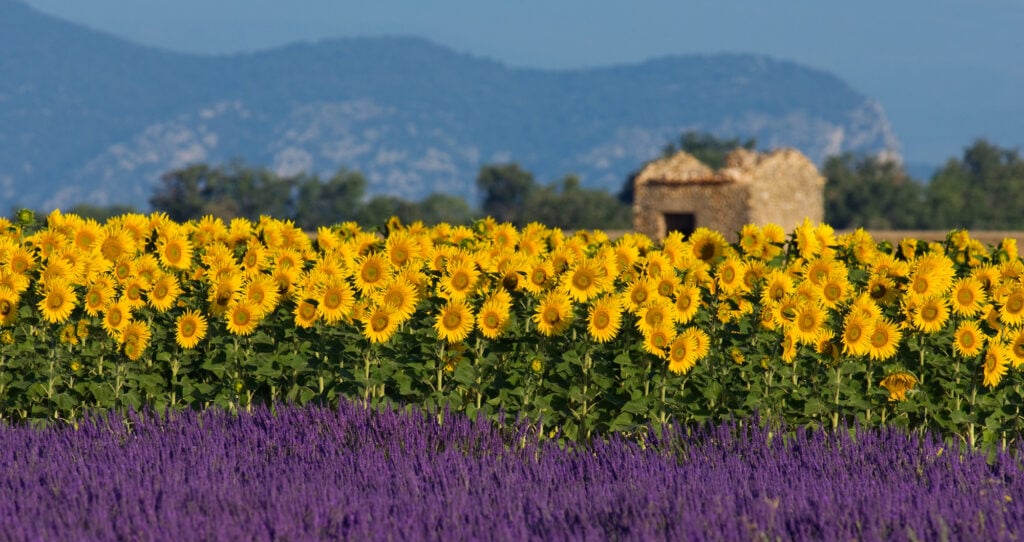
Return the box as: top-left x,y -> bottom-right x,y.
21,0 -> 1024,167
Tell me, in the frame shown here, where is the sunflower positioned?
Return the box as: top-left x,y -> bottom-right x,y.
148,273 -> 182,312
667,333 -> 699,374
477,295 -> 512,339
908,254 -> 956,300
738,224 -> 763,256
911,296 -> 950,333
385,232 -> 421,269
841,313 -> 874,357
120,320 -> 152,361
637,298 -> 676,336
983,342 -> 1011,388
441,260 -> 480,301
865,275 -> 899,306
642,325 -> 675,358
587,294 -> 623,343
674,282 -> 702,324
207,275 -> 242,316
688,227 -> 727,263
715,257 -> 747,294
434,300 -> 474,343
1009,328 -> 1024,368
623,277 -> 654,314
818,274 -> 851,309
293,299 -> 320,329
652,273 -> 681,300
122,277 -> 148,309
6,245 -> 36,276
353,253 -> 391,295
866,319 -> 901,361
879,372 -> 917,402
226,300 -> 260,336
533,291 -> 573,336
243,274 -> 280,317
643,251 -> 672,278
563,257 -> 611,303
760,270 -> 794,305
71,219 -> 103,253
376,277 -> 418,323
950,278 -> 986,317
175,309 -> 208,349
99,228 -> 136,262
158,234 -> 194,270
523,260 -> 554,294
781,331 -> 799,363
953,320 -> 986,358
790,302 -> 827,345
82,281 -> 114,316
359,303 -> 398,343
1000,288 -> 1024,326
38,279 -> 76,324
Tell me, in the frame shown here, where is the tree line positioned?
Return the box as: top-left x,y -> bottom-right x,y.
42,132 -> 1024,232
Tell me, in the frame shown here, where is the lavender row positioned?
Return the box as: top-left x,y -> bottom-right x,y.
1,402 -> 1022,541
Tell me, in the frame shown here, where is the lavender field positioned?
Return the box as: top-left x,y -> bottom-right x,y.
1,402 -> 1022,541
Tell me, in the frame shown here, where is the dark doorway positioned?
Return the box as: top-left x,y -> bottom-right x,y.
664,213 -> 695,236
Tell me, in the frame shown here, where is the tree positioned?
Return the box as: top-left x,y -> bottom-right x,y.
923,139 -> 1024,229
149,161 -> 295,222
526,175 -> 631,230
476,163 -> 537,225
294,169 -> 368,230
823,153 -> 926,229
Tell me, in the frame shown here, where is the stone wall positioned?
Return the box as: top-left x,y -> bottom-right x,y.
633,180 -> 750,240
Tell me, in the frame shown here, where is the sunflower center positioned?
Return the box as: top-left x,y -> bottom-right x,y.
658,281 -> 673,297
451,272 -> 470,290
870,329 -> 888,347
249,289 -> 264,304
362,265 -> 380,282
11,257 -> 28,274
921,306 -> 939,321
652,333 -> 668,348
0,300 -> 11,316
677,295 -> 692,310
299,303 -> 316,320
531,269 -> 547,285
823,284 -> 841,302
47,291 -> 65,310
543,308 -> 561,324
960,332 -> 976,348
443,311 -> 462,329
166,245 -> 181,261
483,313 -> 500,329
632,289 -> 648,305
324,292 -> 342,310
912,276 -> 930,294
721,267 -> 735,284
593,312 -> 610,329
957,288 -> 975,305
846,325 -> 863,342
233,309 -> 251,326
869,284 -> 887,300
798,313 -> 817,332
646,311 -> 664,327
108,310 -> 123,327
572,271 -> 592,290
181,320 -> 197,337
1008,294 -> 1024,313
697,242 -> 715,261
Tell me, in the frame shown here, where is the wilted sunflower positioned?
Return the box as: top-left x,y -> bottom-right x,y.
434,300 -> 474,343
533,291 -> 573,337
983,342 -> 1011,388
175,309 -> 208,349
879,372 -> 917,402
226,300 -> 260,336
953,320 -> 986,358
586,294 -> 623,343
38,279 -> 76,324
866,319 -> 901,361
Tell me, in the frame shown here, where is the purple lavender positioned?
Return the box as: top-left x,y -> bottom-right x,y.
0,403 -> 1021,541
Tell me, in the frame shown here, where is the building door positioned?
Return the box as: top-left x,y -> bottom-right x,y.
664,212 -> 695,236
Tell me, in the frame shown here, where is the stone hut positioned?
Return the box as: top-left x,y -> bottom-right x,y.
632,148 -> 825,241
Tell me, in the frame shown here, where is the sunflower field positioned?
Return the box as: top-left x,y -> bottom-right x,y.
2,209 -> 1024,446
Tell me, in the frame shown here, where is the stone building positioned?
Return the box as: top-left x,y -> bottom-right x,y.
632,148 -> 825,241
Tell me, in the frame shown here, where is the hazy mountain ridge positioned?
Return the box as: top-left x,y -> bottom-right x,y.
1,0 -> 900,210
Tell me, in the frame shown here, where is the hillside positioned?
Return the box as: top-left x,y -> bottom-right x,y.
0,0 -> 900,211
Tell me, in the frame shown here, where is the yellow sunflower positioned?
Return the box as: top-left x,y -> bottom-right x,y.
687,227 -> 727,263
790,302 -> 827,346
523,260 -> 554,294
818,274 -> 851,309
376,277 -> 418,322
637,298 -> 676,336
434,300 -> 474,343
293,299 -> 320,329
841,313 -> 874,357
384,231 -> 421,269
953,320 -> 986,358
667,333 -> 699,374
642,325 -> 675,358
318,279 -> 356,324
207,275 -> 242,316
911,296 -> 950,334
674,282 -> 702,324
477,295 -> 512,339
122,277 -> 148,309
38,279 -> 77,324
226,300 -> 260,336
562,257 -> 611,303
158,234 -> 194,270
6,245 -> 36,276
715,257 -> 747,294
533,291 -> 574,336
1000,288 -> 1024,326
146,273 -> 181,312
760,270 -> 794,305
865,275 -> 899,306
175,309 -> 208,349
0,286 -> 19,325
120,320 -> 152,361
441,260 -> 480,301
360,303 -> 399,343
243,273 -> 281,317
587,294 -> 623,343
866,319 -> 901,361
949,278 -> 986,317
1009,328 -> 1024,368
983,342 -> 1010,388
82,281 -> 114,317
354,253 -> 391,295
623,277 -> 654,314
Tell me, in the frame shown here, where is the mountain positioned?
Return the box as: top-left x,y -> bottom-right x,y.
1,0 -> 900,211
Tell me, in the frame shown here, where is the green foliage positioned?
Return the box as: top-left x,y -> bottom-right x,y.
823,153 -> 926,229
924,139 -> 1024,229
